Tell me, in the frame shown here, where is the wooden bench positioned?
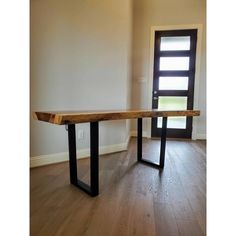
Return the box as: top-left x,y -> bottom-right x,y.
33,109 -> 200,197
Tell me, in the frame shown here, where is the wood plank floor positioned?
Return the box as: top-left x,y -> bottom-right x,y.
30,138 -> 206,236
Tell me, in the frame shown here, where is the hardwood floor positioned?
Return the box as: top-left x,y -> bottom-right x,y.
30,138 -> 206,236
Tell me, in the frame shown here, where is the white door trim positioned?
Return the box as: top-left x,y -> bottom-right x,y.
147,24 -> 203,139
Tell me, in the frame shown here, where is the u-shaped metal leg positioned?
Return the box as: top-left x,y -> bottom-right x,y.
137,117 -> 167,168
67,122 -> 99,197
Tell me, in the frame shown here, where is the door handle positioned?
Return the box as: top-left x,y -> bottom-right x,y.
153,97 -> 158,100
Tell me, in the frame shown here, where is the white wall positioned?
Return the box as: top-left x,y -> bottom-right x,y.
30,0 -> 206,165
30,0 -> 132,157
131,0 -> 206,138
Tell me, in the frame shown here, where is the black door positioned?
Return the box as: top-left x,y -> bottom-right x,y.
151,29 -> 197,138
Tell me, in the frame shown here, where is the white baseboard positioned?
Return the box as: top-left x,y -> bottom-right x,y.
30,132 -> 206,168
196,133 -> 206,140
30,137 -> 130,168
130,130 -> 148,137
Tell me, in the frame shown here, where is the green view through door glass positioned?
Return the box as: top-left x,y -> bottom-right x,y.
157,97 -> 187,129
160,36 -> 190,51
159,76 -> 188,90
159,57 -> 189,71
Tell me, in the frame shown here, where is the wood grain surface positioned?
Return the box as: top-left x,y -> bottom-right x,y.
30,138 -> 206,236
33,109 -> 200,125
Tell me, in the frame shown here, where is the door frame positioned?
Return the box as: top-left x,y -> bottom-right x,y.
147,24 -> 203,139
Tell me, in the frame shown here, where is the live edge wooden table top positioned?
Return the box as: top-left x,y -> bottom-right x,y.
33,109 -> 200,197
33,109 -> 200,125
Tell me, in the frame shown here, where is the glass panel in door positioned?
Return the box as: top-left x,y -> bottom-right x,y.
157,96 -> 187,129
159,77 -> 189,90
159,57 -> 190,71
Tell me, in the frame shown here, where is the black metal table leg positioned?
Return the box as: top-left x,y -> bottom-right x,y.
137,118 -> 142,161
137,117 -> 168,168
67,122 -> 99,197
68,124 -> 78,185
90,122 -> 99,196
159,117 -> 167,168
